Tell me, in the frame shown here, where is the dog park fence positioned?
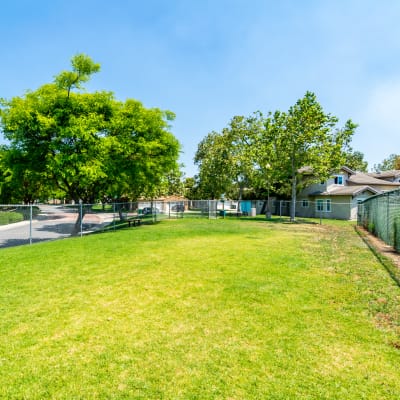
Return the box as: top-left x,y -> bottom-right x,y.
357,189 -> 400,252
1,198 -> 357,248
0,200 -> 228,248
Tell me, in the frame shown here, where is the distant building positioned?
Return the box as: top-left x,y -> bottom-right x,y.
296,167 -> 400,220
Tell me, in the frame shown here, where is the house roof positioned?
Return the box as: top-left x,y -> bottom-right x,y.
298,165 -> 356,175
347,173 -> 400,186
297,166 -> 313,174
367,170 -> 400,179
309,185 -> 381,197
155,195 -> 188,201
340,166 -> 356,174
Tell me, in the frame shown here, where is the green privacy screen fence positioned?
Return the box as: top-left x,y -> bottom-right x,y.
357,189 -> 400,252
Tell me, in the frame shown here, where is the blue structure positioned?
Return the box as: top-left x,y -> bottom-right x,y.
240,200 -> 251,215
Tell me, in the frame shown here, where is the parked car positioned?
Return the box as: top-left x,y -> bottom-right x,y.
171,204 -> 185,212
142,207 -> 161,215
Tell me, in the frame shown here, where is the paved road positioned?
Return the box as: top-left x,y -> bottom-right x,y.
0,206 -> 115,248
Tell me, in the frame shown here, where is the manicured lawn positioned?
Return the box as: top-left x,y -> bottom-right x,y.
1,218 -> 400,399
0,210 -> 25,225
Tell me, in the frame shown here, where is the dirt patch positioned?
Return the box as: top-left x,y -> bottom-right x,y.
355,226 -> 400,270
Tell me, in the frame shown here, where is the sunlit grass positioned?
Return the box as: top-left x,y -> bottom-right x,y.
1,218 -> 400,399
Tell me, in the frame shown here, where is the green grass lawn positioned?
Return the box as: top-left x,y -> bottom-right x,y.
1,218 -> 400,399
0,207 -> 40,225
0,210 -> 25,225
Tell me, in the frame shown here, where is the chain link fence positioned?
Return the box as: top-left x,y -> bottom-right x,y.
357,189 -> 400,251
0,199 -> 276,248
1,198 -> 360,249
0,200 -> 230,248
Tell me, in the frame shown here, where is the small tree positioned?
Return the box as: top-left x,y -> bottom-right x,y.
373,154 -> 400,172
194,131 -> 236,199
195,114 -> 265,201
345,149 -> 368,172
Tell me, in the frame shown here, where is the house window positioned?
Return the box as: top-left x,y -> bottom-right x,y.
326,199 -> 331,212
302,199 -> 309,208
334,175 -> 343,185
316,199 -> 331,212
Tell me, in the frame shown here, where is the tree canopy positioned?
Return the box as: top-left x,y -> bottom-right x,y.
195,91 -> 357,220
373,154 -> 400,172
0,54 -> 180,203
273,92 -> 356,220
344,149 -> 368,172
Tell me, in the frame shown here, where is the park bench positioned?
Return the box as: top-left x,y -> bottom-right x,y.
126,217 -> 142,227
219,210 -> 246,217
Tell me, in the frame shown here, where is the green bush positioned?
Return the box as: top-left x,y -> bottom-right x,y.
367,221 -> 375,234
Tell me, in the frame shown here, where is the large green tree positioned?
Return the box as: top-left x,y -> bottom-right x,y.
105,99 -> 180,200
194,113 -> 270,200
0,54 -> 180,204
195,92 -> 356,221
252,112 -> 284,213
274,92 -> 356,221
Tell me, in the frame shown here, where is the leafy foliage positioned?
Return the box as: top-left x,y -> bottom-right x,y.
274,92 -> 356,220
195,92 -> 357,220
373,153 -> 400,172
194,131 -> 236,199
0,54 -> 180,203
345,149 -> 368,172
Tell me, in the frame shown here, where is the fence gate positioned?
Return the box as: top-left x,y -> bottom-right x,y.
208,200 -> 217,219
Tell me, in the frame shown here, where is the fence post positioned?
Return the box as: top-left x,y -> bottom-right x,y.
80,202 -> 83,237
113,203 -> 116,231
29,204 -> 33,245
387,193 -> 390,244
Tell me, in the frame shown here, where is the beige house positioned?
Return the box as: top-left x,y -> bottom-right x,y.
297,167 -> 400,220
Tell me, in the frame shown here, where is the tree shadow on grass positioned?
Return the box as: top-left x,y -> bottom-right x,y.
0,237 -> 67,249
235,216 -> 319,225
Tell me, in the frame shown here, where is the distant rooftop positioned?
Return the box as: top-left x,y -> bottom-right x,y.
348,173 -> 400,186
367,170 -> 400,179
309,185 -> 380,197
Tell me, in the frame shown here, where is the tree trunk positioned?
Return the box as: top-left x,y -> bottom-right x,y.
290,173 -> 297,222
114,203 -> 125,221
72,202 -> 85,236
260,201 -> 267,214
265,188 -> 272,219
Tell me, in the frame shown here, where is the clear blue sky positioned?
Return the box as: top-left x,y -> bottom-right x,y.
1,0 -> 400,176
